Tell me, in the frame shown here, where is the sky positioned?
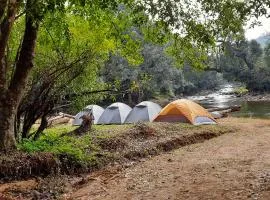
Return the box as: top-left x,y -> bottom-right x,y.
245,16 -> 270,40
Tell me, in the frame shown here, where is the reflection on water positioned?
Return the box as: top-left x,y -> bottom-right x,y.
188,84 -> 270,119
231,101 -> 270,119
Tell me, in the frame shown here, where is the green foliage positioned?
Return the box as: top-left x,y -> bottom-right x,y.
18,126 -> 100,164
101,42 -> 223,104
182,66 -> 223,95
233,87 -> 249,96
217,39 -> 270,92
17,124 -> 132,165
264,43 -> 270,67
10,6 -> 146,115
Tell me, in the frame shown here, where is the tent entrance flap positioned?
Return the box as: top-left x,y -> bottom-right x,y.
154,115 -> 188,123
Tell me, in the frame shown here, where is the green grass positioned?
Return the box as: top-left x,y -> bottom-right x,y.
18,124 -> 132,166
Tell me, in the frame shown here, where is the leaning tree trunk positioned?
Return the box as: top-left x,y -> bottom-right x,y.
0,0 -> 18,151
0,11 -> 39,151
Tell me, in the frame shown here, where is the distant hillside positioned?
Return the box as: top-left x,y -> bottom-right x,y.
256,34 -> 270,48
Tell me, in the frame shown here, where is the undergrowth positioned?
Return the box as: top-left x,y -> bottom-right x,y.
17,125 -> 128,167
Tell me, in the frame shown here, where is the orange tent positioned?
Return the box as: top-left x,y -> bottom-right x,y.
154,99 -> 216,125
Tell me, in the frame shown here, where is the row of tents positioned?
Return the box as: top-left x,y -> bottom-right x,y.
73,99 -> 217,126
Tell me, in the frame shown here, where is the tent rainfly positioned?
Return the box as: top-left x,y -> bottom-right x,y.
73,105 -> 104,125
154,99 -> 216,125
97,102 -> 132,124
125,101 -> 162,123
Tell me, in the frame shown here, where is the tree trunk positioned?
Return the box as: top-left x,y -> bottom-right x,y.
33,114 -> 48,141
0,91 -> 16,151
0,11 -> 39,151
65,114 -> 93,137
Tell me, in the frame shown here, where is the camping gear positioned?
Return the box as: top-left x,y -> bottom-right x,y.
73,105 -> 104,125
125,101 -> 162,123
154,99 -> 216,125
97,102 -> 132,124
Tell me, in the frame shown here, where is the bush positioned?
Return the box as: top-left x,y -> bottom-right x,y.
233,87 -> 249,96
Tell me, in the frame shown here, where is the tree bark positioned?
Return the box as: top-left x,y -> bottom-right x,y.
33,114 -> 48,141
9,16 -> 39,97
0,91 -> 16,151
0,0 -> 19,151
65,114 -> 94,137
0,10 -> 39,151
0,0 -> 18,88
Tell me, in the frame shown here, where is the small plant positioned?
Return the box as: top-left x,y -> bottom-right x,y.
233,87 -> 249,96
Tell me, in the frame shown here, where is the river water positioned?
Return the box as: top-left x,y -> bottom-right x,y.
187,84 -> 270,119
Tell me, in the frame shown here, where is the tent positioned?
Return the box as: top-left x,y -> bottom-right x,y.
97,102 -> 132,124
154,99 -> 216,125
73,105 -> 104,125
125,101 -> 162,123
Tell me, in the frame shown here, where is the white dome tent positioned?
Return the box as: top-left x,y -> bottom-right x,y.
73,105 -> 104,125
97,102 -> 132,124
125,101 -> 162,123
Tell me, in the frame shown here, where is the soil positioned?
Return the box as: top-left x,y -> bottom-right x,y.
66,117 -> 270,200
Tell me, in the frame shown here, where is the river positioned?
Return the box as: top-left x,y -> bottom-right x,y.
187,84 -> 270,119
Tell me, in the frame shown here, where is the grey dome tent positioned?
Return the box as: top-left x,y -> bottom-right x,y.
125,101 -> 162,123
73,105 -> 104,125
97,102 -> 132,124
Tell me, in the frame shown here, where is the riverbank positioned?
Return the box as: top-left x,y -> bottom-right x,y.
0,122 -> 233,199
241,92 -> 270,102
1,117 -> 270,199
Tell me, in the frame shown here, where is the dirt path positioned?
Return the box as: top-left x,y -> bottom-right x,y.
68,117 -> 270,200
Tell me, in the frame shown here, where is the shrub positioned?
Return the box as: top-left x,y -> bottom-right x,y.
233,86 -> 249,96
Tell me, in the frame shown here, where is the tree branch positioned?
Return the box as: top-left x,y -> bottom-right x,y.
15,9 -> 26,20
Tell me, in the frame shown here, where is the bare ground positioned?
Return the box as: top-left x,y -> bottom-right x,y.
66,117 -> 270,200
1,117 -> 270,200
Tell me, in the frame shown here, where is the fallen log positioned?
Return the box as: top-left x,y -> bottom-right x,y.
58,112 -> 75,119
47,112 -> 74,127
208,105 -> 241,112
48,117 -> 72,127
35,112 -> 75,126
